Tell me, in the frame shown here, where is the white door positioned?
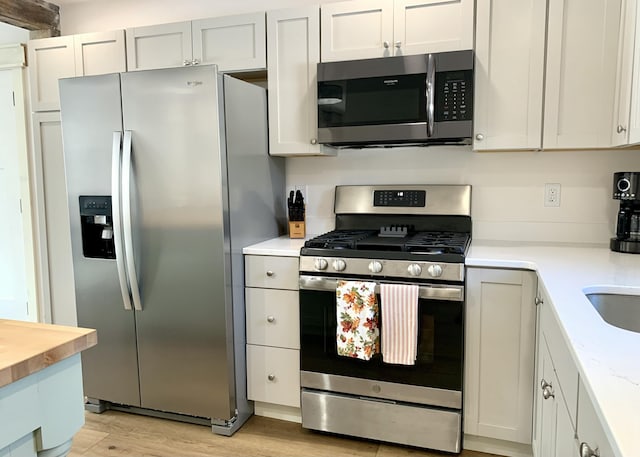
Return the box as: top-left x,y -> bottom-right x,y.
0,70 -> 28,321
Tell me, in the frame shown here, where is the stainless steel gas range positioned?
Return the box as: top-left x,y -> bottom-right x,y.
298,184 -> 471,453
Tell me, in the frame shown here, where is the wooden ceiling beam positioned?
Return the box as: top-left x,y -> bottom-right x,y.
0,0 -> 60,37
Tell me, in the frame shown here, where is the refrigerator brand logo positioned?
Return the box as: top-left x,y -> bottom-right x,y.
187,81 -> 203,86
383,79 -> 399,85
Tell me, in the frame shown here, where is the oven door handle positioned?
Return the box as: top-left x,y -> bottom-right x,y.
299,275 -> 464,302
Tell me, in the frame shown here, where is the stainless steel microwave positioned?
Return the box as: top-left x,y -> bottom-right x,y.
317,50 -> 474,148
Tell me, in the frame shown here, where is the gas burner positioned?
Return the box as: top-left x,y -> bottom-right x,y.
405,232 -> 470,255
303,230 -> 376,249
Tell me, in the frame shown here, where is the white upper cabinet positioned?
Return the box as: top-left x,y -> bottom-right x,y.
126,13 -> 266,72
543,0 -> 623,149
28,37 -> 75,112
29,31 -> 126,112
74,30 -> 126,76
126,22 -> 192,70
473,0 -> 546,151
192,12 -> 266,72
320,0 -> 473,62
267,6 -> 334,156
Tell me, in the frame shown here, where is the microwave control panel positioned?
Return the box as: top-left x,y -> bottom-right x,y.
435,70 -> 473,122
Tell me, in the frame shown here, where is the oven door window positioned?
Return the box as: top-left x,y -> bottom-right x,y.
300,288 -> 463,391
318,74 -> 428,128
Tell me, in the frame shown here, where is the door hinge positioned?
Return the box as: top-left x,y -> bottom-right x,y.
12,91 -> 15,106
19,198 -> 23,213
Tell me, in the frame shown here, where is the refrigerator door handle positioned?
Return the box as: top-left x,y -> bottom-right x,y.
122,130 -> 143,311
111,131 -> 133,310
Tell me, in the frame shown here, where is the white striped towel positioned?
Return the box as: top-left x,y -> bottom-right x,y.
381,283 -> 419,365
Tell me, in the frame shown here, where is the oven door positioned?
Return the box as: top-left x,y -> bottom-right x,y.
299,275 -> 464,409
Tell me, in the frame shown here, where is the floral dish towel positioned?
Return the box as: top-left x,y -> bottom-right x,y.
336,280 -> 380,360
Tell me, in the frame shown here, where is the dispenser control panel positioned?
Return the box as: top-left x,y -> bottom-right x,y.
80,196 -> 111,215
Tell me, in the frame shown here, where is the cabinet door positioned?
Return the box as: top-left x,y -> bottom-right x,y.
267,6 -> 328,156
544,0 -> 622,149
31,112 -> 77,326
192,12 -> 266,72
394,0 -> 473,56
464,268 -> 537,444
473,0 -> 546,151
577,379 -> 615,457
535,341 -> 577,457
126,22 -> 192,71
320,0 -> 394,62
627,0 -> 640,144
611,0 -> 637,146
27,36 -> 75,112
74,30 -> 127,76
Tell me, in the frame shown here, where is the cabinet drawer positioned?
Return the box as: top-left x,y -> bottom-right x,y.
577,379 -> 614,457
245,255 -> 299,290
540,289 -> 579,428
246,288 -> 299,349
247,345 -> 300,407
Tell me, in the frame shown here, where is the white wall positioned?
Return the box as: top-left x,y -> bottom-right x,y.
59,0 -> 343,34
0,22 -> 29,44
288,146 -> 640,244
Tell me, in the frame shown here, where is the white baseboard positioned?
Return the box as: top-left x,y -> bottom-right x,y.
463,434 -> 533,457
253,402 -> 301,423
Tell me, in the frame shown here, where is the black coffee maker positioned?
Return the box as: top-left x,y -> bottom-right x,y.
611,172 -> 640,254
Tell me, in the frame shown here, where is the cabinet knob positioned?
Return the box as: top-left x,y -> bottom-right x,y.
542,385 -> 554,400
395,41 -> 402,48
183,59 -> 192,66
580,442 -> 600,457
266,270 -> 274,277
617,125 -> 627,134
192,59 -> 200,65
267,374 -> 276,382
475,133 -> 484,141
383,41 -> 390,49
310,138 -> 318,145
266,315 -> 275,323
535,297 -> 543,306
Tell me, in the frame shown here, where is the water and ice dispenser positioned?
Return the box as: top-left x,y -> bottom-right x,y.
79,196 -> 116,259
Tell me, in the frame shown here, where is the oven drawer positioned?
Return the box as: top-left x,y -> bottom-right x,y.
301,389 -> 461,452
245,255 -> 299,290
247,345 -> 300,407
246,288 -> 299,349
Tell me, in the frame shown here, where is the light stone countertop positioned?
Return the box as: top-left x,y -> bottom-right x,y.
243,237 -> 640,457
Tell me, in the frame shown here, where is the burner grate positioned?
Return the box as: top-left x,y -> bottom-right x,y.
303,230 -> 377,249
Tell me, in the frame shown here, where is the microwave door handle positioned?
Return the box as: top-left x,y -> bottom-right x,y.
426,53 -> 435,138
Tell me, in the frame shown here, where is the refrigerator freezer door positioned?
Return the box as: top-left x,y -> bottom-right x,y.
120,66 -> 233,420
59,73 -> 141,407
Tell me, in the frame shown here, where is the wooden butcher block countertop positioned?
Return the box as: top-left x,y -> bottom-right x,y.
0,319 -> 97,388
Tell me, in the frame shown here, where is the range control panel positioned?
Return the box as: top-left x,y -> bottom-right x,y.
374,190 -> 426,207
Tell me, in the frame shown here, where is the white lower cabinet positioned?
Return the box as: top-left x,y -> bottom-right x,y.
244,254 -> 300,413
533,284 -> 616,457
464,268 -> 537,445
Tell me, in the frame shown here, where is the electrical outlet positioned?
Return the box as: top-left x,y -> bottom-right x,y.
544,183 -> 561,207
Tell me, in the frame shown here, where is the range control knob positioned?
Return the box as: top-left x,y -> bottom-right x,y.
427,264 -> 443,278
314,258 -> 328,270
368,261 -> 383,274
407,264 -> 422,276
332,259 -> 347,271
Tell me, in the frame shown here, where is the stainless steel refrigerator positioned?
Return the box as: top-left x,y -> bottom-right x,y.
58,65 -> 284,435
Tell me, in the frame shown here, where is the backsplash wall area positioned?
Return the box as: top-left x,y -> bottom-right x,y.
287,146 -> 640,244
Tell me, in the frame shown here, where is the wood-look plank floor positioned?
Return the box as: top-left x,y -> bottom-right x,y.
69,410 -> 501,457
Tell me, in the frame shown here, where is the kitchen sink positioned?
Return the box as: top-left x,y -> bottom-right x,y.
584,288 -> 640,334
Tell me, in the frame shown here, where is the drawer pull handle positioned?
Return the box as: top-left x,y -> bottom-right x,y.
266,315 -> 275,323
266,270 -> 274,277
580,442 -> 600,457
267,374 -> 276,381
